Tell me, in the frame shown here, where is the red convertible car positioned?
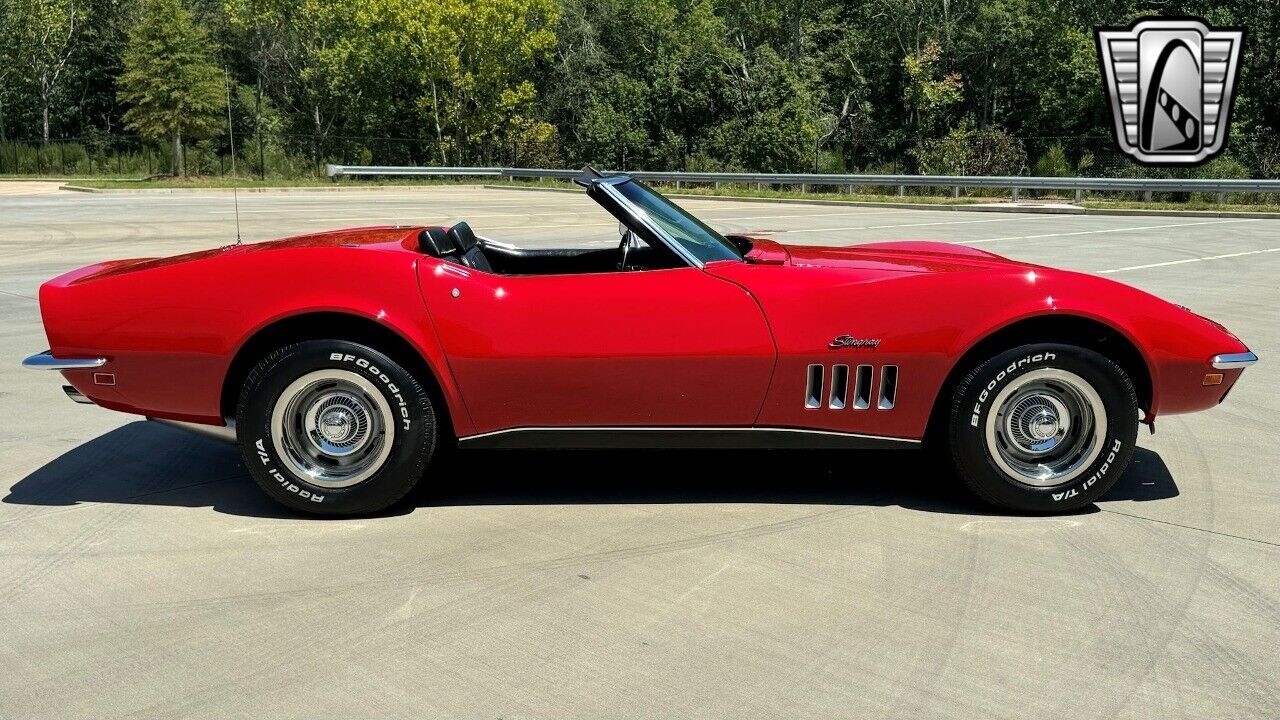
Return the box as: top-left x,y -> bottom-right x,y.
24,170 -> 1257,515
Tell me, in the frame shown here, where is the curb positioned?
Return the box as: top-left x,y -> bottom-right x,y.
58,183 -> 490,195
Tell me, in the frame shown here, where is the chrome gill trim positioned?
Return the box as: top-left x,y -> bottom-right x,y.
805,364 -> 824,408
1212,351 -> 1258,369
829,364 -> 849,410
853,365 -> 873,410
878,365 -> 899,410
22,351 -> 107,370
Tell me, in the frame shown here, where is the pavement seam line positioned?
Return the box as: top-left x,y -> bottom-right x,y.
1100,508 -> 1280,548
959,218 -> 1261,245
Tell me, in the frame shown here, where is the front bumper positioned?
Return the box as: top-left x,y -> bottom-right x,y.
1211,351 -> 1259,370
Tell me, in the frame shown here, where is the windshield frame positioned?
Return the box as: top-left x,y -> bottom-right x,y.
589,176 -> 744,268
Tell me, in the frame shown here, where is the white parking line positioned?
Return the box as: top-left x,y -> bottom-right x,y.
959,218 -> 1260,244
1098,246 -> 1280,273
774,216 -> 1053,234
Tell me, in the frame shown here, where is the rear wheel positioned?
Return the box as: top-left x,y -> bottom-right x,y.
236,340 -> 436,516
947,343 -> 1138,512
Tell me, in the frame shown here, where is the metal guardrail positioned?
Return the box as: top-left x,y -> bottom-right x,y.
325,164 -> 1280,201
327,165 -> 503,177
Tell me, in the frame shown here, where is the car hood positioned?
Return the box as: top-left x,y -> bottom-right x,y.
740,237 -> 1031,274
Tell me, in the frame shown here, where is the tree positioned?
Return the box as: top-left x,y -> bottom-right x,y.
118,0 -> 224,174
7,0 -> 82,143
389,0 -> 558,164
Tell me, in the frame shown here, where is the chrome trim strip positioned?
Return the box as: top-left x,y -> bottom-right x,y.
458,425 -> 921,450
22,351 -> 107,370
148,417 -> 237,443
462,426 -> 920,442
62,385 -> 94,404
1212,351 -> 1258,369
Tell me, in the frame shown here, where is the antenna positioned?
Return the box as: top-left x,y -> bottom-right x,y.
225,66 -> 242,245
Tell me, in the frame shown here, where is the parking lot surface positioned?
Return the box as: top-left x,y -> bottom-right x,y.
1,186 -> 1277,719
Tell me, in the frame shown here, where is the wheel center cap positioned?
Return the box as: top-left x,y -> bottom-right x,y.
1029,410 -> 1060,440
319,409 -> 354,443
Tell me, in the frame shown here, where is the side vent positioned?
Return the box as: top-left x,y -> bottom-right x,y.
805,364 -> 824,409
829,365 -> 849,409
853,365 -> 873,410
878,365 -> 898,410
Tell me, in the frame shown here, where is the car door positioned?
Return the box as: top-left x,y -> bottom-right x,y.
418,260 -> 776,434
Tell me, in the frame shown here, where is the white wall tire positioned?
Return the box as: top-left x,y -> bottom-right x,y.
236,340 -> 436,516
947,344 -> 1139,512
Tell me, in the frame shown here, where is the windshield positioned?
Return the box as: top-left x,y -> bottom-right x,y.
613,180 -> 743,263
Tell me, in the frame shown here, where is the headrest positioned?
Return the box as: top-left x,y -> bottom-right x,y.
448,222 -> 478,252
418,227 -> 456,257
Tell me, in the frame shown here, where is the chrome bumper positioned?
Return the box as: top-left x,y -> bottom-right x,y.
22,350 -> 107,370
1212,351 -> 1259,370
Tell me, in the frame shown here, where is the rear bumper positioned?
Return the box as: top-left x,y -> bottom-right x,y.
21,350 -> 107,370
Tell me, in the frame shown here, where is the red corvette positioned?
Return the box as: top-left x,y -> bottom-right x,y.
24,170 -> 1257,515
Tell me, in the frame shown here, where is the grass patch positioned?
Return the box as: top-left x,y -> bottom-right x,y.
68,175 -> 502,189
1082,199 -> 1280,213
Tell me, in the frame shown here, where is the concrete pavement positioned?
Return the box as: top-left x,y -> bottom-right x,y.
1,186 -> 1276,719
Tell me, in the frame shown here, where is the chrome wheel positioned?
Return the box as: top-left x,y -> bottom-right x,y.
984,368 -> 1107,487
270,369 -> 395,489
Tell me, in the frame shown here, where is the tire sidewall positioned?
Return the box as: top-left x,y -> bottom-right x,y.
952,344 -> 1138,512
237,340 -> 435,516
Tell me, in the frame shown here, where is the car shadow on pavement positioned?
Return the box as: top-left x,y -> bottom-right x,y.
3,420 -> 1178,519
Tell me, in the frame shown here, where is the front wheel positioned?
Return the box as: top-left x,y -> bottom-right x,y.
946,344 -> 1139,512
236,340 -> 437,516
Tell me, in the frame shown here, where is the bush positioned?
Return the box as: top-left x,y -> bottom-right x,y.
1034,143 -> 1072,177
912,118 -> 1026,177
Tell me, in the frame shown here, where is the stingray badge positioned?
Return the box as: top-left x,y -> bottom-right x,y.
1096,18 -> 1244,166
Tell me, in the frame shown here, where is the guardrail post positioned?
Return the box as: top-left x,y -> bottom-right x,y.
1144,190 -> 1153,202
898,185 -> 905,197
1075,188 -> 1083,203
714,181 -> 720,191
845,184 -> 853,194
953,186 -> 960,199
1012,187 -> 1019,202
1217,191 -> 1226,204
756,182 -> 763,191
801,183 -> 807,193
675,180 -> 681,189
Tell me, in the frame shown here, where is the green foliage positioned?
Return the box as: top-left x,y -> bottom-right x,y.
118,0 -> 224,173
904,41 -> 962,134
1035,143 -> 1072,177
4,0 -> 1280,180
912,118 -> 1026,176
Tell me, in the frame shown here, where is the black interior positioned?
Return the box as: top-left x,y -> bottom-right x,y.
417,222 -> 683,275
